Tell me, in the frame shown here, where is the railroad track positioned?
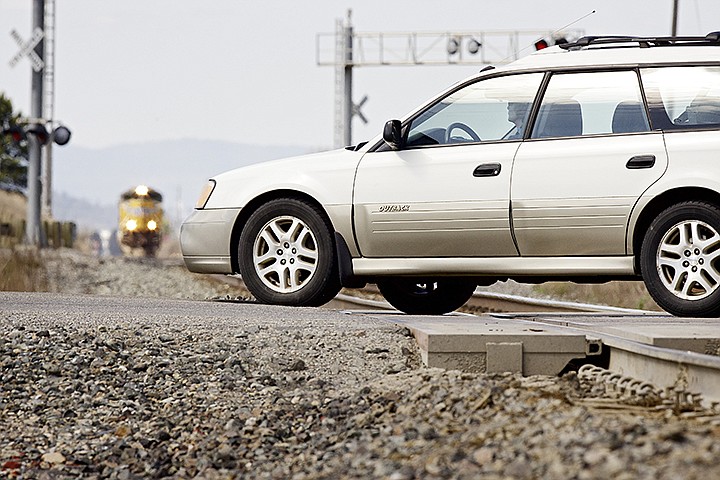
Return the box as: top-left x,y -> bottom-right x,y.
521,314 -> 720,411
329,284 -> 652,315
207,268 -> 649,314
331,289 -> 720,411
207,273 -> 720,409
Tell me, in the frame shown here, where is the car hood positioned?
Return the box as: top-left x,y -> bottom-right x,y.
204,147 -> 363,209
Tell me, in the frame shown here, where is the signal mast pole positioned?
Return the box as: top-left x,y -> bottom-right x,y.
342,12 -> 353,150
42,0 -> 57,220
26,0 -> 45,245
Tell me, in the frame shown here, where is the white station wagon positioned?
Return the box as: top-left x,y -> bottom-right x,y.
182,34 -> 720,317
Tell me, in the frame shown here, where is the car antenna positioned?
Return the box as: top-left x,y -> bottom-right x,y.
503,10 -> 596,62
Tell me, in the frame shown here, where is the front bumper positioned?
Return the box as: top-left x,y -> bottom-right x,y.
121,231 -> 161,248
180,207 -> 240,274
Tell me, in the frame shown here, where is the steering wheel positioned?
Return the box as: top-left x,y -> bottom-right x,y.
445,122 -> 481,143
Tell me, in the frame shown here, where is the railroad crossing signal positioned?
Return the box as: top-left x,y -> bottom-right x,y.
9,27 -> 45,72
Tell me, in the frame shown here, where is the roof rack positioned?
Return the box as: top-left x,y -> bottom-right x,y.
559,32 -> 720,50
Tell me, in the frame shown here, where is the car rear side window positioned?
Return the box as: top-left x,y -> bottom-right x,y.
641,66 -> 720,130
531,70 -> 649,139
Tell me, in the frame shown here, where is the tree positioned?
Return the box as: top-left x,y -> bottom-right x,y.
0,93 -> 28,190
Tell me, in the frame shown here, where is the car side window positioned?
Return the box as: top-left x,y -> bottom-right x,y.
405,73 -> 543,148
641,66 -> 720,130
531,71 -> 649,139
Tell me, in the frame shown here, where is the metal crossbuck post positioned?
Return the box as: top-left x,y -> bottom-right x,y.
9,27 -> 45,72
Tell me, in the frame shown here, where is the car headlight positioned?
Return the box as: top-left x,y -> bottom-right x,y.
195,180 -> 216,209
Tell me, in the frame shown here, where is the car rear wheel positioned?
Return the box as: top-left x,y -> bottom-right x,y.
238,198 -> 341,307
640,201 -> 720,317
376,278 -> 476,315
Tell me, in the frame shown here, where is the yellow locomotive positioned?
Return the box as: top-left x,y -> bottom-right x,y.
118,185 -> 164,257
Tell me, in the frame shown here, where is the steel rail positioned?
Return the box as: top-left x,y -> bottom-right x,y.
332,285 -> 654,315
467,290 -> 654,314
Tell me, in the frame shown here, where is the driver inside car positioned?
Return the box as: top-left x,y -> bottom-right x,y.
503,101 -> 531,140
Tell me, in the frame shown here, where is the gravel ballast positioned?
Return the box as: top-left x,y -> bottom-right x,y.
1,249 -> 720,479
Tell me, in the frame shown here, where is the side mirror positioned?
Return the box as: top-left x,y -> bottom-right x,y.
383,119 -> 403,150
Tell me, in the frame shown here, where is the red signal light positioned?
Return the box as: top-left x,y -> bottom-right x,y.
10,129 -> 24,142
534,39 -> 549,50
2,125 -> 26,143
26,124 -> 49,145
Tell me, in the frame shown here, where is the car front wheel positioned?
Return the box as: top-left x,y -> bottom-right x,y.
377,278 -> 477,315
238,198 -> 341,307
640,201 -> 720,317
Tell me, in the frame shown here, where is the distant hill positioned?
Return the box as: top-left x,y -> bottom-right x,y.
51,139 -> 317,231
52,191 -> 118,231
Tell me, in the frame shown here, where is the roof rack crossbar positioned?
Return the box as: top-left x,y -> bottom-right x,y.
559,32 -> 720,50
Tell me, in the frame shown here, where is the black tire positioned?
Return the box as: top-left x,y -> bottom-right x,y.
640,201 -> 720,317
376,278 -> 477,315
238,198 -> 341,307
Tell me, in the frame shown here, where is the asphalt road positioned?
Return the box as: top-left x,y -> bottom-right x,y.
0,291 -> 389,328
0,289 -> 421,407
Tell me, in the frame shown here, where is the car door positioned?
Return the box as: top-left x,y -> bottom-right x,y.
511,70 -> 668,256
353,73 -> 543,258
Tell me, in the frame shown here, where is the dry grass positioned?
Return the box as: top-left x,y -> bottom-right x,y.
0,190 -> 27,248
0,189 -> 26,220
0,192 -> 49,291
0,247 -> 47,292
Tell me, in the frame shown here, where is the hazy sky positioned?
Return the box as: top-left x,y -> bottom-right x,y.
2,0 -> 719,151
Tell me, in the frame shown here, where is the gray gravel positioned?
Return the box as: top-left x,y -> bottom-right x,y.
1,248 -> 720,479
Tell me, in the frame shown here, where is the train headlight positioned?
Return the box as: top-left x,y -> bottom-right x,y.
147,220 -> 158,231
135,185 -> 149,196
195,180 -> 216,209
126,219 -> 138,231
